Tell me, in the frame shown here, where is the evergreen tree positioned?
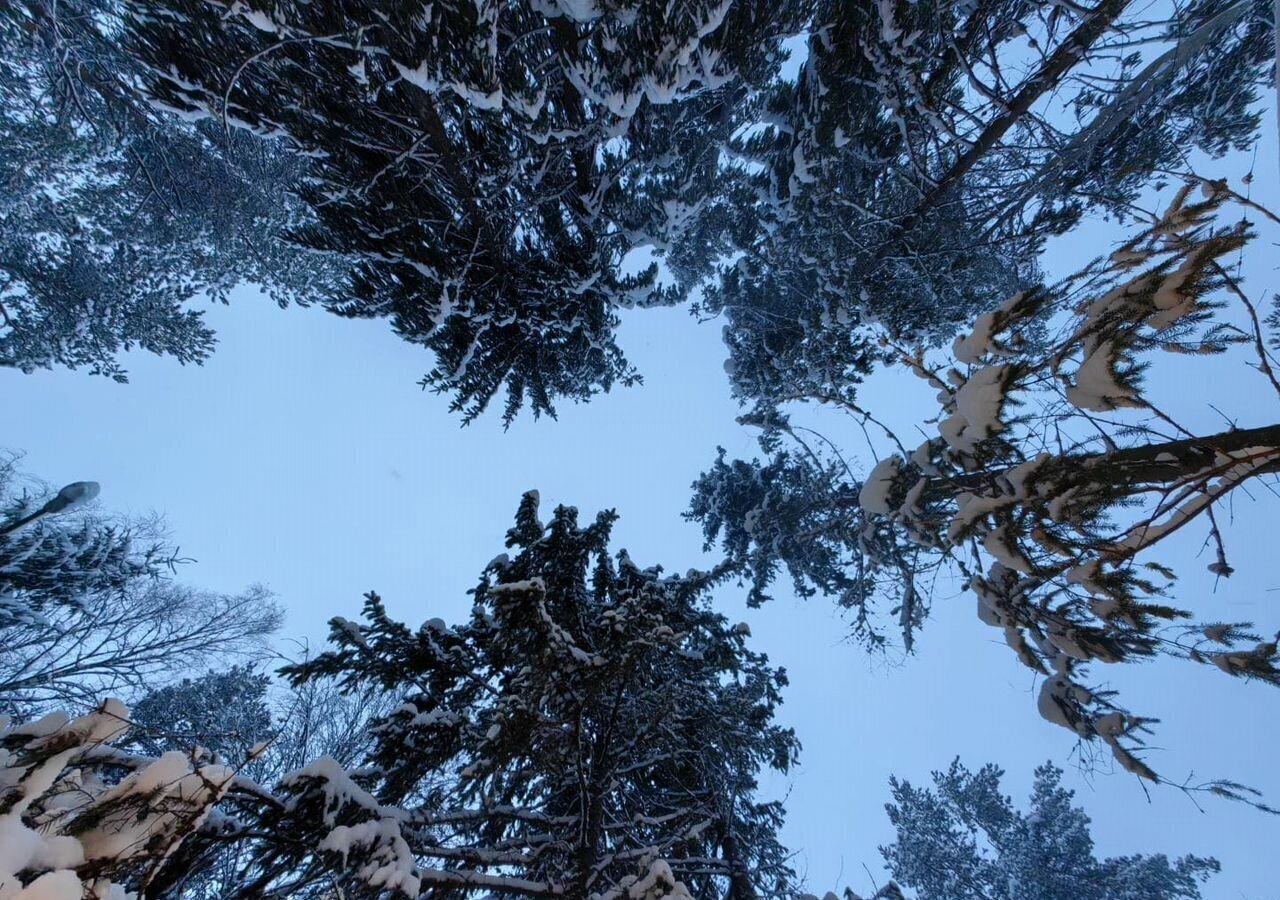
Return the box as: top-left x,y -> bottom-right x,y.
692,182 -> 1280,786
702,0 -> 1273,419
128,666 -> 275,761
875,761 -> 1219,900
0,0 -> 349,382
215,492 -> 797,900
126,0 -> 802,421
126,668 -> 393,900
0,698 -> 269,899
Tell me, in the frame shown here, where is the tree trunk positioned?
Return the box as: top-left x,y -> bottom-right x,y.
952,422 -> 1280,495
1081,422 -> 1280,484
842,422 -> 1280,508
721,828 -> 758,900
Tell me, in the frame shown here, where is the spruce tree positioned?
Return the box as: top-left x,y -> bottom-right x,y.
221,492 -> 798,900
0,0 -> 349,382
126,0 -> 801,422
0,456 -> 163,629
702,0 -> 1273,417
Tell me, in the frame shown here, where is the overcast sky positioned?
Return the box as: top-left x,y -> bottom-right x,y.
8,97 -> 1280,900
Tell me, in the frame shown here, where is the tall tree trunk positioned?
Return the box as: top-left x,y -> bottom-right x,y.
721,827 -> 758,900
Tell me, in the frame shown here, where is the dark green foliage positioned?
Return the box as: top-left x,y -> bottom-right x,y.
228,492 -> 799,900
689,448 -> 864,608
703,0 -> 1272,416
127,0 -> 802,422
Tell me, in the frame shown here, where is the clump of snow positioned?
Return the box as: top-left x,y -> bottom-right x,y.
1066,339 -> 1140,412
858,456 -> 902,515
319,817 -> 420,896
1147,257 -> 1199,329
593,859 -> 696,900
1202,623 -> 1231,644
952,291 -> 1026,364
282,757 -> 388,827
941,365 -> 1011,453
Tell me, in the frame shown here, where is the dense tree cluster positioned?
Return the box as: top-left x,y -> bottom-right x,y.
874,760 -> 1219,900
117,0 -> 1273,421
0,452 -> 1258,898
0,482 -> 800,900
707,0 -> 1273,417
0,0 -> 349,381
127,0 -> 801,420
4,0 -> 1279,895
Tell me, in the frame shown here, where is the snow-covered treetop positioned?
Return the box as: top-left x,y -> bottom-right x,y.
0,457 -> 281,712
1,0 -> 352,383
878,760 -> 1219,900
705,0 -> 1272,423
229,491 -> 798,900
126,0 -> 803,422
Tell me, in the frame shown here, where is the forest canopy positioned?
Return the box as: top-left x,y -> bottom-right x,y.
2,0 -> 1278,897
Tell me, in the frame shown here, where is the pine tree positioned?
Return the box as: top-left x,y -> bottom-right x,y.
691,181 -> 1280,786
125,0 -> 802,421
0,0 -> 349,382
876,761 -> 1219,900
210,492 -> 799,900
0,698 -> 270,899
701,0 -> 1273,419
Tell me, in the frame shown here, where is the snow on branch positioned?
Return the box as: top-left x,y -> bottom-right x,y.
1,699 -> 266,899
853,179 -> 1280,791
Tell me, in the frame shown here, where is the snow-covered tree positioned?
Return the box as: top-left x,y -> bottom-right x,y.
0,0 -> 349,382
126,667 -> 275,762
692,180 -> 1280,787
208,492 -> 798,900
0,457 -> 280,712
0,697 -> 269,900
122,668 -> 392,900
873,760 -> 1218,900
125,0 -> 802,421
702,0 -> 1274,420
1,457 -> 162,630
